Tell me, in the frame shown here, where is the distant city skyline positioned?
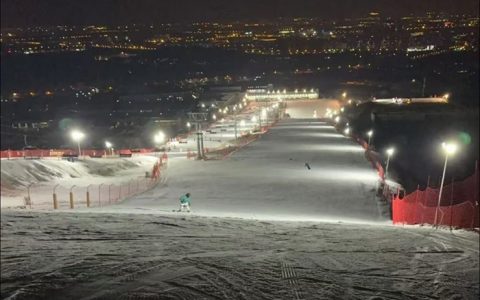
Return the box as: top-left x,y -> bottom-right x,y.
1,0 -> 478,27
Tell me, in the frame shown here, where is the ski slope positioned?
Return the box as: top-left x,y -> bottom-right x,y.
1,99 -> 478,299
1,210 -> 478,299
117,118 -> 384,223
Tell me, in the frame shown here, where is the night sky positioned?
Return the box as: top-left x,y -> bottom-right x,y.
1,0 -> 479,27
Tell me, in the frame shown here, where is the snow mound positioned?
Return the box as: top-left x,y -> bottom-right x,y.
1,157 -> 157,190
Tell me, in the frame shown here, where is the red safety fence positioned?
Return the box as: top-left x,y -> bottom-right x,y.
352,135 -> 385,181
0,148 -> 157,159
392,162 -> 479,229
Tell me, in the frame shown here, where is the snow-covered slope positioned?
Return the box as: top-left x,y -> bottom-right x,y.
116,119 -> 385,223
1,156 -> 158,207
1,210 -> 478,299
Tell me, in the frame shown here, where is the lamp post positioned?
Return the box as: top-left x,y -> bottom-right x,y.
434,142 -> 458,226
71,130 -> 85,157
367,130 -> 373,147
105,141 -> 113,156
154,131 -> 166,159
385,148 -> 395,179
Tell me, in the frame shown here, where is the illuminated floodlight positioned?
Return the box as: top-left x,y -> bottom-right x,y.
344,127 -> 350,135
443,93 -> 450,99
367,130 -> 373,137
385,147 -> 395,179
153,131 -> 165,144
386,147 -> 395,156
340,107 -> 344,112
441,142 -> 457,155
70,130 -> 85,156
334,116 -> 340,123
212,114 -> 217,120
105,141 -> 113,156
342,92 -> 347,98
186,122 -> 191,128
434,141 -> 459,225
71,130 -> 85,142
348,99 -> 352,104
201,103 -> 205,108
251,116 -> 257,122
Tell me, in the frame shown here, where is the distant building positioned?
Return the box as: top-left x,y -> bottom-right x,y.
372,97 -> 448,104
245,87 -> 319,101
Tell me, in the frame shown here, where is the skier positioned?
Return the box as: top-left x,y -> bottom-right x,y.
178,193 -> 191,212
305,162 -> 311,170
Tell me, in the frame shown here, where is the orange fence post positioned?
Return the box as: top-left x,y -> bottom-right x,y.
86,184 -> 92,208
53,184 -> 60,209
69,185 -> 76,209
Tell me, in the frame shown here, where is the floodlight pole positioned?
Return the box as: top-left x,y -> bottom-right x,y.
77,141 -> 82,157
385,154 -> 391,178
434,154 -> 449,226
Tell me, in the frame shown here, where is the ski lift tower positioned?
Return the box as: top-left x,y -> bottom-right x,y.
188,112 -> 208,160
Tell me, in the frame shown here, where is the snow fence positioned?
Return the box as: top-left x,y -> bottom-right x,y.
392,163 -> 479,229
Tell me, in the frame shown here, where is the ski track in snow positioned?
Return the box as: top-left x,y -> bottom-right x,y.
1,211 -> 478,299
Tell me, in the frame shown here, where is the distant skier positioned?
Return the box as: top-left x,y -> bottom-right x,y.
178,193 -> 191,212
305,162 -> 311,170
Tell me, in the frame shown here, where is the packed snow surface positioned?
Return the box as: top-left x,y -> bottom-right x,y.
1,100 -> 478,299
1,211 -> 478,299
117,118 -> 385,223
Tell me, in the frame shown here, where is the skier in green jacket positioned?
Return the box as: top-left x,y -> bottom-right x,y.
178,193 -> 191,212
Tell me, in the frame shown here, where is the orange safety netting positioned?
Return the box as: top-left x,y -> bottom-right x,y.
392,163 -> 479,229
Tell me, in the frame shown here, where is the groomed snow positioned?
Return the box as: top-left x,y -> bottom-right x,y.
1,211 -> 478,299
113,118 -> 385,223
1,99 -> 478,299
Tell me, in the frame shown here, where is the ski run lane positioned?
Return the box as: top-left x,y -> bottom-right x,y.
117,118 -> 387,223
